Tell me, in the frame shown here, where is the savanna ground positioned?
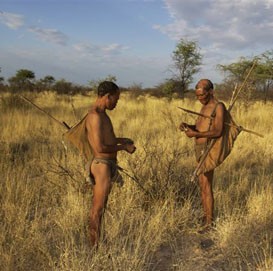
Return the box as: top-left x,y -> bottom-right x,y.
0,91 -> 272,271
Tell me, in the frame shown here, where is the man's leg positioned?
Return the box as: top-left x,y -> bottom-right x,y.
89,162 -> 112,247
198,170 -> 214,226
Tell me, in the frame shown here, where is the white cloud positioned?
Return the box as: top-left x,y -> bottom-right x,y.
152,0 -> 273,84
73,42 -> 129,57
28,26 -> 69,45
103,43 -> 129,53
0,11 -> 24,29
156,0 -> 273,51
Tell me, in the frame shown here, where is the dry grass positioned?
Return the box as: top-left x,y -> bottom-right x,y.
0,92 -> 272,271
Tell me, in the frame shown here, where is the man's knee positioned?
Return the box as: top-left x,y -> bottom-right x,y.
204,170 -> 214,180
199,176 -> 213,194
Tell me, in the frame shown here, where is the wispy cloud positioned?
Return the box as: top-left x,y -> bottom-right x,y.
73,42 -> 129,57
28,26 -> 69,45
155,0 -> 273,51
0,11 -> 24,29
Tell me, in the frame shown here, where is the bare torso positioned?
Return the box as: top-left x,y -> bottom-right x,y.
87,107 -> 117,159
195,101 -> 218,145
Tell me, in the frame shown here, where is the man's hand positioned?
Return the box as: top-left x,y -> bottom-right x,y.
179,122 -> 189,132
179,122 -> 197,137
123,138 -> 134,144
184,128 -> 196,138
124,143 -> 136,154
117,138 -> 134,145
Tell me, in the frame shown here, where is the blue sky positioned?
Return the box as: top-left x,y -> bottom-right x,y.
1,0 -> 273,88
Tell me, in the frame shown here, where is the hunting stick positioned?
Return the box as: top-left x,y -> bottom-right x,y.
19,95 -> 71,129
229,83 -> 238,108
117,166 -> 155,199
190,140 -> 215,182
178,106 -> 264,138
239,126 -> 264,138
178,106 -> 213,119
228,60 -> 257,112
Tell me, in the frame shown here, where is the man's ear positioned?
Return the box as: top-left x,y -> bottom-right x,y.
104,93 -> 110,99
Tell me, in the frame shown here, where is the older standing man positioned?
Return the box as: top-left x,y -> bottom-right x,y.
180,79 -> 225,230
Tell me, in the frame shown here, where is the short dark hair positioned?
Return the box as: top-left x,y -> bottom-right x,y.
97,81 -> 119,97
195,79 -> 213,92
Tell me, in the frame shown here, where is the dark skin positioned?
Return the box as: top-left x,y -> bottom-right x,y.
86,90 -> 136,246
179,79 -> 224,227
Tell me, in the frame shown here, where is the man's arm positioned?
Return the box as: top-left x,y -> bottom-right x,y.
116,138 -> 134,144
86,114 -> 135,154
185,104 -> 225,138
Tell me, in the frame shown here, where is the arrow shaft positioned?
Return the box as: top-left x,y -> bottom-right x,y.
228,60 -> 257,112
20,95 -> 70,129
177,106 -> 213,119
178,106 -> 263,137
117,166 -> 154,199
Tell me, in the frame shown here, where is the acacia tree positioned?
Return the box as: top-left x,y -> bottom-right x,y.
255,51 -> 273,103
8,69 -> 35,92
218,53 -> 273,103
0,67 -> 5,92
36,75 -> 56,92
53,79 -> 73,94
171,39 -> 202,98
218,58 -> 254,82
0,67 -> 4,83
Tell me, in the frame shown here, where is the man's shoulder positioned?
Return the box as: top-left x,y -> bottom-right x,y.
88,107 -> 103,117
86,108 -> 109,124
207,101 -> 225,118
216,101 -> 226,111
213,102 -> 226,121
86,109 -> 100,125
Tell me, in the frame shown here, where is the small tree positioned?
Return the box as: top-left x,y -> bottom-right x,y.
218,57 -> 254,82
0,67 -> 5,92
218,57 -> 257,104
157,79 -> 182,97
89,75 -> 117,91
255,51 -> 273,103
0,67 -> 4,84
218,54 -> 273,103
53,79 -> 73,94
8,69 -> 35,92
52,79 -> 89,95
36,75 -> 56,92
171,39 -> 202,98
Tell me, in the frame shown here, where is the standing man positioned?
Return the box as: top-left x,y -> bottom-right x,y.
86,81 -> 136,246
179,79 -> 224,230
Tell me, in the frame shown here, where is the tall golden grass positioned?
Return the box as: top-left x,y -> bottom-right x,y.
0,91 -> 272,271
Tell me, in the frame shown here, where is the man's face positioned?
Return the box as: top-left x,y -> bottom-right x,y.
195,88 -> 211,105
106,91 -> 120,110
